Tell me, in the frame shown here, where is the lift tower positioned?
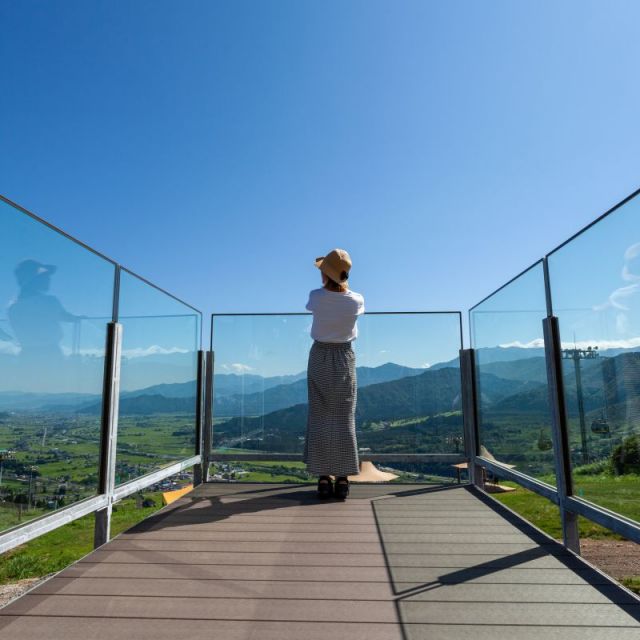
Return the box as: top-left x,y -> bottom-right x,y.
562,346 -> 599,465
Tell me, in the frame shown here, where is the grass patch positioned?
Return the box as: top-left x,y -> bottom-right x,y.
0,490 -> 169,585
621,577 -> 640,595
491,482 -> 624,540
0,504 -> 50,531
573,474 -> 640,523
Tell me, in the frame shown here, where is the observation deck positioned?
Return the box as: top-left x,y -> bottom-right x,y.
2,188 -> 640,638
2,482 -> 639,639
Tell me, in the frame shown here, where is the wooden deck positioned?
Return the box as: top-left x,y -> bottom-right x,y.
1,482 -> 639,639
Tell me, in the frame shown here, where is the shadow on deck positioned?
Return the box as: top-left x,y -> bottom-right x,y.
1,482 -> 639,639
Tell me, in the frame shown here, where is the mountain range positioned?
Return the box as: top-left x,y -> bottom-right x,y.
3,347 -> 640,427
213,365 -> 509,450
214,363 -> 425,417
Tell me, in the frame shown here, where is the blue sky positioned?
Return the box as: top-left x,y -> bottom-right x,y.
3,0 -> 640,365
213,313 -> 462,377
470,193 -> 640,352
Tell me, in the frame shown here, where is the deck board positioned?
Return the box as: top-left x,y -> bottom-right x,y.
1,482 -> 638,639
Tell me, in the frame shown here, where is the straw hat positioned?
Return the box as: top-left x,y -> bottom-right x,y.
315,249 -> 352,284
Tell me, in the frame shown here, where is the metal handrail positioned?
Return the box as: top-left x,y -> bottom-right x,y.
208,311 -> 466,473
0,196 -> 204,555
467,187 -> 640,549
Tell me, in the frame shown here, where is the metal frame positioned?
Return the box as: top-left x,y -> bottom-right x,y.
112,456 -> 201,502
94,322 -> 123,547
468,188 -> 640,550
0,495 -> 108,555
120,267 -> 201,314
6,186 -> 640,558
208,311 -> 466,470
542,315 -> 580,551
209,453 -> 467,463
193,350 -> 206,486
0,195 -> 204,555
460,348 -> 481,486
0,193 -> 198,311
564,496 -> 640,541
0,194 -> 118,266
546,185 -> 640,258
211,311 -> 463,315
475,456 -> 559,504
202,351 -> 214,481
469,259 -> 545,315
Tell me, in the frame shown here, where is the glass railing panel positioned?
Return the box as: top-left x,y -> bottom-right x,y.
116,270 -> 201,485
548,193 -> 640,523
355,312 -> 463,481
470,261 -> 556,484
211,314 -> 311,470
211,312 -> 463,483
0,198 -> 114,533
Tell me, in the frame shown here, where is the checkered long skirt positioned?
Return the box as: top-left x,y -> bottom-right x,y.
303,340 -> 360,477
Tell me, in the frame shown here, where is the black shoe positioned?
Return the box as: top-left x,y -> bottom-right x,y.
317,476 -> 333,499
334,477 -> 349,500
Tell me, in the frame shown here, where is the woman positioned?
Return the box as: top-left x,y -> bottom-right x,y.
303,248 -> 365,500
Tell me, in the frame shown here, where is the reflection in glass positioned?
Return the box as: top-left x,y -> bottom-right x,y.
115,271 -> 201,486
0,199 -> 114,533
548,193 -> 640,523
470,262 -> 556,484
211,313 -> 462,483
9,260 -> 79,360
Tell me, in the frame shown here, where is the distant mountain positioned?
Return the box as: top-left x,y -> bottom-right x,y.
475,346 -> 546,364
479,357 -> 548,384
117,394 -> 196,416
0,391 -> 101,411
0,362 -> 418,414
355,367 -> 463,422
429,358 -> 460,370
119,351 -> 197,390
481,351 -> 640,418
423,344 -> 640,372
122,381 -> 197,399
212,352 -> 640,453
80,393 -> 198,416
356,363 -> 425,386
213,372 -> 307,397
426,348 -> 548,370
215,362 -> 425,417
214,365 -> 508,450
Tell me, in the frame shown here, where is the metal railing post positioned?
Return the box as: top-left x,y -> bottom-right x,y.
94,321 -> 123,548
543,315 -> 580,554
460,348 -> 482,488
193,350 -> 205,486
543,258 -> 580,554
202,350 -> 214,482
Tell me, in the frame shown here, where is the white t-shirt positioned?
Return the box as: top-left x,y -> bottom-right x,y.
306,288 -> 365,342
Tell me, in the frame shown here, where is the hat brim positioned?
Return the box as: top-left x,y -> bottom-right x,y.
314,258 -> 349,285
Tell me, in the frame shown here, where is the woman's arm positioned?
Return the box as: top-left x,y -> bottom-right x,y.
305,291 -> 315,311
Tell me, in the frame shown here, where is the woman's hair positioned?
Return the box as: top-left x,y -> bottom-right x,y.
323,272 -> 349,292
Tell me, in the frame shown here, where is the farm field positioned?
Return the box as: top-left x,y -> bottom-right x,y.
0,411 -> 195,533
